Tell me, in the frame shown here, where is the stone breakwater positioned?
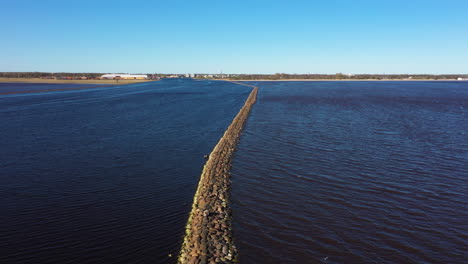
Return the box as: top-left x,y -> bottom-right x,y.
178,82 -> 258,264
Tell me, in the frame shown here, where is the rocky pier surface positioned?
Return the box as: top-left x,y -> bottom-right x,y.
178,82 -> 258,264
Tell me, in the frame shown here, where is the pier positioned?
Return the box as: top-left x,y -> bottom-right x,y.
178,81 -> 258,264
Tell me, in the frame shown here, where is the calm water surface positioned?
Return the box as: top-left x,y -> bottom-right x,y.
231,81 -> 468,263
0,79 -> 250,263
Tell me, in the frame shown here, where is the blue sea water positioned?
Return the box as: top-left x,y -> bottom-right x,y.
2,80 -> 467,264
231,81 -> 468,264
0,79 -> 251,263
0,82 -> 109,94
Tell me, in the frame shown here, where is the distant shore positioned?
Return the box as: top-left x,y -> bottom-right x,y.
0,77 -> 154,84
211,78 -> 460,82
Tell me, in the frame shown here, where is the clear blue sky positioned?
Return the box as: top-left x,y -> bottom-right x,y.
2,0 -> 467,74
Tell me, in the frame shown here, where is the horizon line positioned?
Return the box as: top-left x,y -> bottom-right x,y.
1,71 -> 467,75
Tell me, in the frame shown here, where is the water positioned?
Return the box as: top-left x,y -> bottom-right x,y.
0,82 -> 110,94
231,81 -> 468,263
0,79 -> 251,264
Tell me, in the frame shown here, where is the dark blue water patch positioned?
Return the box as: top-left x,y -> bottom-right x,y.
0,79 -> 251,264
0,82 -> 113,94
231,81 -> 468,264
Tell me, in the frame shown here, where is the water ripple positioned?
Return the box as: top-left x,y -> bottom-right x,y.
232,81 -> 468,264
0,79 -> 251,264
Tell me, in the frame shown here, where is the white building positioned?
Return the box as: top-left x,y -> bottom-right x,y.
101,74 -> 148,80
458,77 -> 468,81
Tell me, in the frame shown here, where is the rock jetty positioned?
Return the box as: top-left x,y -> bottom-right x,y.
178,82 -> 258,264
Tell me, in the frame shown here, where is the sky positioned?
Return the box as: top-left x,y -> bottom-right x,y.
1,0 -> 467,74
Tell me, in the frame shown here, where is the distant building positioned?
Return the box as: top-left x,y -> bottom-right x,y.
101,74 -> 148,80
458,77 -> 468,81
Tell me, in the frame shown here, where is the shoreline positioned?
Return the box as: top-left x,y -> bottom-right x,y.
178,81 -> 258,264
210,79 -> 461,82
0,77 -> 154,85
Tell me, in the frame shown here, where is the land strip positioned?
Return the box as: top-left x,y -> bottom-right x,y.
178,81 -> 258,264
210,78 -> 460,82
0,77 -> 153,84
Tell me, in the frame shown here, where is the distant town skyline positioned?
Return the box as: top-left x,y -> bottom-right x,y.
2,0 -> 467,74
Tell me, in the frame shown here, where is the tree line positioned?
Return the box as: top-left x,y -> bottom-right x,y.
1,72 -> 465,80
226,73 -> 465,80
0,72 -> 106,78
0,72 -> 153,79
